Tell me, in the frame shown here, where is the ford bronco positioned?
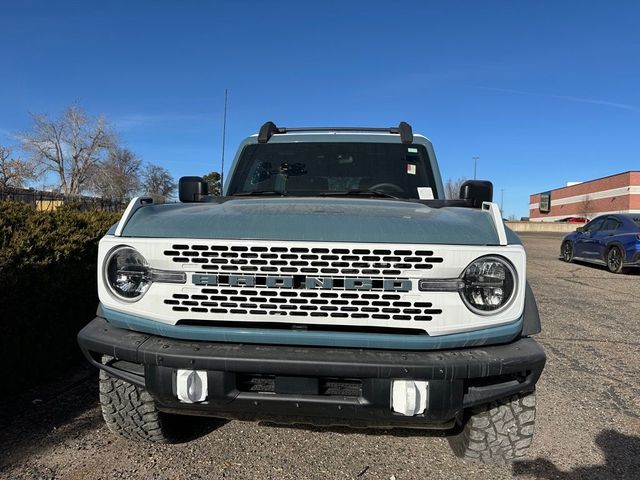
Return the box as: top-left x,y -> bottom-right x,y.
78,121 -> 545,463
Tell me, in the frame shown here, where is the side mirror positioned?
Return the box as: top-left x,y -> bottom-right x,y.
576,226 -> 585,233
459,180 -> 493,208
179,176 -> 208,203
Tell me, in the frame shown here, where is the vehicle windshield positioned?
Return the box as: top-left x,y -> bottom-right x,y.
227,142 -> 438,199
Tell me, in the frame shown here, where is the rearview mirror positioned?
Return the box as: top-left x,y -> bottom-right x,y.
459,180 -> 493,208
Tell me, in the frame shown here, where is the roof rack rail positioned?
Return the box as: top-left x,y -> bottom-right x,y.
257,121 -> 414,144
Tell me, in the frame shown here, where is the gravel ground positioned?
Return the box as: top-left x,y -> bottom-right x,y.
1,232 -> 639,479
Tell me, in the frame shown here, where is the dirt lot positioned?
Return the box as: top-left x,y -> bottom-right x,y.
1,232 -> 639,480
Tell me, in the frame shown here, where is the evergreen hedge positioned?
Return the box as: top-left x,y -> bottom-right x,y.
0,202 -> 120,392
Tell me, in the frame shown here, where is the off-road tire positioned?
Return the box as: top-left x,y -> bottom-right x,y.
99,369 -> 171,443
448,391 -> 537,464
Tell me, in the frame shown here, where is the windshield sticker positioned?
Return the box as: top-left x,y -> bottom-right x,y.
408,147 -> 418,153
407,164 -> 417,175
417,187 -> 434,200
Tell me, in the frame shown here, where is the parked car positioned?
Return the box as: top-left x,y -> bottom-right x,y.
560,214 -> 640,273
555,217 -> 588,223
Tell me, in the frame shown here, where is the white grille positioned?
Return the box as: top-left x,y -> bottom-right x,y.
163,244 -> 443,277
98,236 -> 528,337
164,287 -> 442,322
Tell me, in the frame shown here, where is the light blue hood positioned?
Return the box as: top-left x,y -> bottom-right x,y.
120,197 -> 502,245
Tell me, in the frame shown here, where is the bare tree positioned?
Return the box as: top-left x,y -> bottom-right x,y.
0,145 -> 36,189
20,106 -> 114,196
142,164 -> 175,202
88,148 -> 142,201
578,194 -> 595,220
444,177 -> 467,199
202,171 -> 222,196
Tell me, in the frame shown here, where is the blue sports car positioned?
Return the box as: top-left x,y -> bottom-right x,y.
561,213 -> 640,273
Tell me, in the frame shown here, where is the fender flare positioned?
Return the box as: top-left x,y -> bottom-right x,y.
522,282 -> 542,336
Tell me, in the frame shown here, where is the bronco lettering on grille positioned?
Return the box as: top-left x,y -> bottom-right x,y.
191,274 -> 412,292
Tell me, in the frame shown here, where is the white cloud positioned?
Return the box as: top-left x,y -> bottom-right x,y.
476,86 -> 640,113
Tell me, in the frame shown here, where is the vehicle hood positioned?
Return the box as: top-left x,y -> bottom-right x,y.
119,197 -> 501,245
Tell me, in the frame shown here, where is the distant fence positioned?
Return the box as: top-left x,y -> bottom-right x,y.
506,221 -> 579,233
0,187 -> 126,212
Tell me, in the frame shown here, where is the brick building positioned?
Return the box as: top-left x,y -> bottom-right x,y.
529,171 -> 640,222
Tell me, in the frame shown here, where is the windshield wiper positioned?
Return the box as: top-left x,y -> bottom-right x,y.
319,189 -> 399,199
231,190 -> 287,197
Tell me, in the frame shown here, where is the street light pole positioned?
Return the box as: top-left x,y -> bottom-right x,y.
472,156 -> 479,180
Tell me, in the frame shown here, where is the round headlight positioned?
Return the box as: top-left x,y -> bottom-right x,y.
461,256 -> 516,315
105,247 -> 151,301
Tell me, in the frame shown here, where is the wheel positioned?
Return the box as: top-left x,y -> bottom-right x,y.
99,368 -> 172,443
561,241 -> 574,262
606,246 -> 624,273
448,391 -> 537,464
98,360 -> 225,443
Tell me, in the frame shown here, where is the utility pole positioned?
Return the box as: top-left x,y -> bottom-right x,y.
472,156 -> 479,180
220,88 -> 228,193
500,188 -> 504,212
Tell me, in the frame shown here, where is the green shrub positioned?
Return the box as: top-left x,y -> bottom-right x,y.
0,202 -> 120,392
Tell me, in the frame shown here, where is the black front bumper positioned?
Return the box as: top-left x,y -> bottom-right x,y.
78,316 -> 545,429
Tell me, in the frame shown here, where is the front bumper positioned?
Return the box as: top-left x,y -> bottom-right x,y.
78,316 -> 545,429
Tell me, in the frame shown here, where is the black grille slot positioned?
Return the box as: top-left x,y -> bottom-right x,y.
163,243 -> 444,275
167,290 -> 442,322
237,374 -> 275,393
320,378 -> 363,397
236,374 -> 362,397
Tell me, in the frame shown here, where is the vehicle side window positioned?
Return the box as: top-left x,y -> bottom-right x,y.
583,218 -> 605,233
602,218 -> 622,231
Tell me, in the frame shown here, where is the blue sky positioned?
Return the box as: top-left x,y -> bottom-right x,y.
2,1 -> 639,217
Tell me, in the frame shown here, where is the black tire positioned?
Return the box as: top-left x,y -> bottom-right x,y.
448,391 -> 537,464
561,241 -> 574,262
99,368 -> 172,443
606,246 -> 624,274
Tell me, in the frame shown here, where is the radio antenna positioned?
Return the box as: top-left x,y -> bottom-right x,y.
220,88 -> 228,194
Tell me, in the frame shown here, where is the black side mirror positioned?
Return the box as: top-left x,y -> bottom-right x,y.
459,180 -> 493,208
576,226 -> 585,233
179,176 -> 208,203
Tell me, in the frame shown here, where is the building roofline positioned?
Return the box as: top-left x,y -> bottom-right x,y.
532,170 -> 640,196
